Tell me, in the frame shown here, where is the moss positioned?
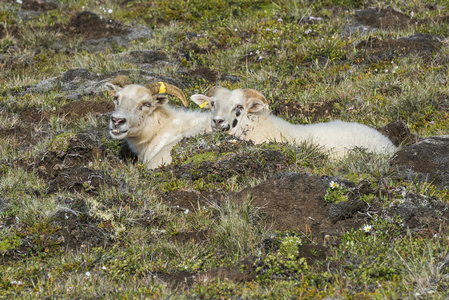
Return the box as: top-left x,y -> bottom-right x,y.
0,235 -> 20,252
182,151 -> 218,165
47,132 -> 76,156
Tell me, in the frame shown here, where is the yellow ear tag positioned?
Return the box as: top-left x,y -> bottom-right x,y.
158,82 -> 166,94
199,101 -> 208,108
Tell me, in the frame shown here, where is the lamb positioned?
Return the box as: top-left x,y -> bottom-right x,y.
191,86 -> 397,158
106,77 -> 209,169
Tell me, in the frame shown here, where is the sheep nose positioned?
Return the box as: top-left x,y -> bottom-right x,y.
213,118 -> 224,127
111,116 -> 126,126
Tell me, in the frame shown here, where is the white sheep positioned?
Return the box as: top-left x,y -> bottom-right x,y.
191,86 -> 397,158
106,77 -> 209,169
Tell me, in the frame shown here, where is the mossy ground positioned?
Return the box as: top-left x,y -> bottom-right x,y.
1,0 -> 449,298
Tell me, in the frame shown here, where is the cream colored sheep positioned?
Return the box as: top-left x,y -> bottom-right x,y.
191,86 -> 397,158
107,78 -> 209,168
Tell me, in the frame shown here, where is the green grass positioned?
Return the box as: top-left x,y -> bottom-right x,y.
1,0 -> 449,298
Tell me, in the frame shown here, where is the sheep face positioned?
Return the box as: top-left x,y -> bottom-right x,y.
191,87 -> 268,134
107,84 -> 169,140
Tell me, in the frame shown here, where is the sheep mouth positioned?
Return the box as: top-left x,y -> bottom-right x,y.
109,129 -> 129,137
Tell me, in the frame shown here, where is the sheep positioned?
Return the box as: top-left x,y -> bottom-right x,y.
106,77 -> 209,169
191,86 -> 397,158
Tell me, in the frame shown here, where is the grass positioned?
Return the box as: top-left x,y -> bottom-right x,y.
1,0 -> 449,298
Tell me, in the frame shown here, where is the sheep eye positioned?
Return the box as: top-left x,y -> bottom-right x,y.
140,102 -> 152,110
236,105 -> 244,110
113,96 -> 119,102
210,101 -> 215,107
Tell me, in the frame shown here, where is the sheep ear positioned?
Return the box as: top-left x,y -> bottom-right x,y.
154,95 -> 169,106
105,83 -> 122,92
246,98 -> 266,113
191,94 -> 211,109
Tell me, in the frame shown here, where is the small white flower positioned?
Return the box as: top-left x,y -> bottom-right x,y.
65,214 -> 69,220
363,27 -> 368,31
329,181 -> 339,189
385,69 -> 388,73
184,209 -> 189,214
305,29 -> 312,34
108,9 -> 113,14
16,0 -> 22,4
277,18 -> 283,22
85,271 -> 91,277
362,225 -> 373,233
234,28 -> 237,31
411,11 -> 414,17
101,266 -> 107,270
375,69 -> 378,72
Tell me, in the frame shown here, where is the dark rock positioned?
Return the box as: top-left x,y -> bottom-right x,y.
395,202 -> 418,222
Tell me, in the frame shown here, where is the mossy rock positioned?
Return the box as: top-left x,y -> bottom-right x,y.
47,132 -> 76,155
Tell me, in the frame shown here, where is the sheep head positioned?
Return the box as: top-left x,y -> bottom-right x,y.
191,86 -> 268,134
106,81 -> 187,140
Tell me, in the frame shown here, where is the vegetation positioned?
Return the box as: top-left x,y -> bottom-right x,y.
1,0 -> 449,298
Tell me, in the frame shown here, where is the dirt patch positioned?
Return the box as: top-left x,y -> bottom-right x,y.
170,229 -> 210,244
51,200 -> 114,249
64,11 -> 130,40
377,120 -> 420,147
155,271 -> 197,289
0,125 -> 47,149
22,0 -> 59,11
189,67 -> 218,83
391,136 -> 449,190
353,7 -> 412,30
22,133 -> 116,194
155,256 -> 257,290
47,167 -> 116,195
159,190 -> 224,213
234,172 -> 449,244
59,100 -> 114,123
20,108 -> 51,124
235,173 -> 337,240
273,99 -> 338,122
356,33 -> 443,61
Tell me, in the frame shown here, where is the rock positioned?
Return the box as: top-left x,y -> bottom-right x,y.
391,135 -> 449,190
78,27 -> 153,53
19,69 -> 181,100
